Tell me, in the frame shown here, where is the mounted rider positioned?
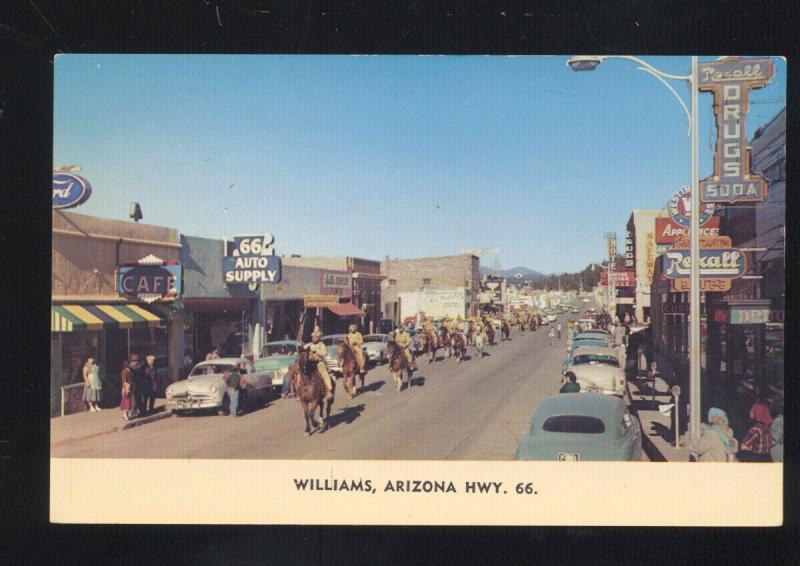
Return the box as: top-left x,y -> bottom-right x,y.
422,317 -> 438,348
393,325 -> 417,371
304,329 -> 333,401
346,323 -> 367,376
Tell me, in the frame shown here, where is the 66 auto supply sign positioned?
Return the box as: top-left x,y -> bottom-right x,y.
222,235 -> 282,285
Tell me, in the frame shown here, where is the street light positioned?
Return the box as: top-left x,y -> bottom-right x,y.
569,55 -> 702,443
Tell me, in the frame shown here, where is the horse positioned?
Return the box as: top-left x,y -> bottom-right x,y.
466,321 -> 475,346
501,319 -> 511,341
337,340 -> 359,398
452,331 -> 467,362
519,315 -> 527,331
292,346 -> 335,436
486,321 -> 496,346
439,326 -> 453,358
386,341 -> 414,391
473,330 -> 485,359
420,327 -> 438,364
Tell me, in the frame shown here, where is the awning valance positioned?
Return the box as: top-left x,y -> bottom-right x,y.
52,304 -> 164,333
326,302 -> 365,317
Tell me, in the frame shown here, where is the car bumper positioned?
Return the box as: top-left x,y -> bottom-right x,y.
168,396 -> 221,410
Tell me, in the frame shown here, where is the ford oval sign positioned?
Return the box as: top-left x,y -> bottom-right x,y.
53,173 -> 92,209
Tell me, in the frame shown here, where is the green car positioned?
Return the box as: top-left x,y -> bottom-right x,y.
254,340 -> 300,392
514,393 -> 642,461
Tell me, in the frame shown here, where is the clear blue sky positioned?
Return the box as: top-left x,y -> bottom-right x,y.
53,55 -> 786,274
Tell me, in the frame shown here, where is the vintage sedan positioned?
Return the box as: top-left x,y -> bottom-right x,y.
321,334 -> 368,376
363,334 -> 389,365
514,393 -> 642,461
561,337 -> 611,373
166,358 -> 273,414
254,340 -> 300,392
564,345 -> 626,396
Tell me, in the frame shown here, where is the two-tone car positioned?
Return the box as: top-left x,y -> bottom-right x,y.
253,340 -> 300,392
563,345 -> 626,396
363,334 -> 389,365
321,334 -> 368,376
165,357 -> 274,415
561,336 -> 612,373
514,393 -> 642,461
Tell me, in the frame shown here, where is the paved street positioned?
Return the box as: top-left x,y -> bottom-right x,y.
52,318 -> 596,460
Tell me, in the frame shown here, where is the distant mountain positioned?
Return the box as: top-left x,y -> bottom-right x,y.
480,266 -> 545,279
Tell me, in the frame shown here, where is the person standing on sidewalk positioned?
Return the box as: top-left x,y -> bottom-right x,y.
82,356 -> 103,412
141,355 -> 158,415
223,368 -> 241,416
119,359 -> 135,421
738,412 -> 773,463
556,321 -> 562,339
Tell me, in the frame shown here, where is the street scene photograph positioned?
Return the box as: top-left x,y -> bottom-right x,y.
51,54 -> 785,465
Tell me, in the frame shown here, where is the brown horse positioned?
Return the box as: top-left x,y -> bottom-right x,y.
420,327 -> 438,363
501,319 -> 511,341
519,314 -> 527,331
292,346 -> 335,435
530,314 -> 540,331
439,326 -> 453,358
386,340 -> 414,391
452,331 -> 467,362
337,340 -> 359,398
486,321 -> 496,346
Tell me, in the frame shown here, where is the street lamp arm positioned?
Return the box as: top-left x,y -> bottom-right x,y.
603,55 -> 691,81
636,66 -> 692,136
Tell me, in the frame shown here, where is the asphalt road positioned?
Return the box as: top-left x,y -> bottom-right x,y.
52,316 -> 643,460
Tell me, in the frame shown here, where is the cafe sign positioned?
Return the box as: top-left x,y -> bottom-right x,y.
698,57 -> 774,204
117,254 -> 182,303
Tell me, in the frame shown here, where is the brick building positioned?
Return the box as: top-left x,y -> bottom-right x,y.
380,254 -> 481,323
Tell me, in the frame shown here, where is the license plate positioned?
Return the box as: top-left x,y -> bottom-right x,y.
557,452 -> 580,461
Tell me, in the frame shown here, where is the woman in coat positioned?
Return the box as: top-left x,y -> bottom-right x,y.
688,407 -> 738,462
82,355 -> 103,412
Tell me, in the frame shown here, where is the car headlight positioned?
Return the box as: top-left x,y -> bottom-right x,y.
210,384 -> 218,394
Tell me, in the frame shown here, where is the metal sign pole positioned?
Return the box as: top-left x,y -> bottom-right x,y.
689,56 -> 702,443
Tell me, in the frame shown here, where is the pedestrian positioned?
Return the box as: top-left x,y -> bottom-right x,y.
769,403 -> 783,463
738,409 -> 773,463
688,407 -> 738,462
748,396 -> 774,428
559,372 -> 581,393
206,347 -> 220,361
141,354 -> 158,415
82,355 -> 103,412
556,321 -> 562,339
129,354 -> 144,418
222,368 -> 241,416
119,358 -> 135,421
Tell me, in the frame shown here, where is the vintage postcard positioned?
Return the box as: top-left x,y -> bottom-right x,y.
50,54 -> 784,525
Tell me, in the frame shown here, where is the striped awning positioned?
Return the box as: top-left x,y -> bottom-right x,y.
51,304 -> 164,333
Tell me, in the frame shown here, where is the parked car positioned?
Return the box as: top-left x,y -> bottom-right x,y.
562,337 -> 612,373
166,358 -> 273,414
253,340 -> 300,393
575,330 -> 611,343
363,334 -> 389,365
564,345 -> 626,396
514,393 -> 642,461
321,334 -> 368,376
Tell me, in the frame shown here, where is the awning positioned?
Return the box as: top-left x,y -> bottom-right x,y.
326,302 -> 365,317
52,304 -> 164,332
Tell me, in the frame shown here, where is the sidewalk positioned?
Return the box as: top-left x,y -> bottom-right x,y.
626,374 -> 688,462
51,399 -> 171,447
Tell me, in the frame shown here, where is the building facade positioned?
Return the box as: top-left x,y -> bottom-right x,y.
380,254 -> 481,323
626,210 -> 660,323
51,211 -> 181,415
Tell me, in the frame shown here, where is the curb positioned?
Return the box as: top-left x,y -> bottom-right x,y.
626,376 -> 668,463
121,409 -> 172,430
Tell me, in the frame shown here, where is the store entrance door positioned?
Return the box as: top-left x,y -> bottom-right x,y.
104,328 -> 129,408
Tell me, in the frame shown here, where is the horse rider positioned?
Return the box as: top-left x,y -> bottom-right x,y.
422,317 -> 438,347
393,325 -> 417,371
346,323 -> 367,376
304,330 -> 333,401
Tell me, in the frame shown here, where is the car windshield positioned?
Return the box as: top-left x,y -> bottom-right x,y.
542,415 -> 605,434
364,336 -> 385,343
191,363 -> 237,376
263,343 -> 296,356
572,354 -> 619,367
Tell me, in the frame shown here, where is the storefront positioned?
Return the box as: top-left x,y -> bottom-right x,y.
51,211 -> 180,415
179,235 -> 263,364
